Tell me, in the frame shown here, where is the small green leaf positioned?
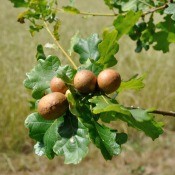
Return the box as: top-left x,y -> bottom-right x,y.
53,20 -> 61,41
103,0 -> 113,9
164,3 -> 175,21
36,44 -> 46,60
25,113 -> 54,142
63,6 -> 80,14
53,115 -> 90,164
68,31 -> 79,56
113,11 -> 142,40
74,34 -> 101,64
24,56 -> 61,99
9,0 -> 28,7
97,30 -> 118,68
29,24 -> 44,36
57,65 -> 77,84
78,59 -> 103,75
117,74 -> 145,93
89,95 -> 131,116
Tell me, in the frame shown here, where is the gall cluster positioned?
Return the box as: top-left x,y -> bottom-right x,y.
38,69 -> 121,120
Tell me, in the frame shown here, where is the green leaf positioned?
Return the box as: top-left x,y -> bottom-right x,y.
113,0 -> 155,12
89,95 -> 131,116
116,133 -> 128,145
153,31 -> 170,53
36,44 -> 46,60
24,56 -> 61,99
125,109 -> 163,140
113,11 -> 142,40
57,65 -> 77,84
117,74 -> 145,93
63,6 -> 80,14
9,0 -> 29,7
94,122 -> 121,158
53,115 -> 90,164
168,32 -> 175,43
74,34 -> 101,64
129,108 -> 152,122
68,31 -> 79,56
97,30 -> 118,68
164,3 -> 175,21
156,15 -> 175,44
25,112 -> 54,142
67,96 -> 122,160
43,118 -> 64,159
29,23 -> 44,36
78,59 -> 103,75
103,0 -> 113,9
53,20 -> 61,41
89,96 -> 163,140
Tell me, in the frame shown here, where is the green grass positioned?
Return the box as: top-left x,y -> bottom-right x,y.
0,0 -> 175,174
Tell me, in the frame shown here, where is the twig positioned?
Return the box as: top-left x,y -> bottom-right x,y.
43,21 -> 77,69
59,3 -> 168,17
126,106 -> 175,117
142,3 -> 168,16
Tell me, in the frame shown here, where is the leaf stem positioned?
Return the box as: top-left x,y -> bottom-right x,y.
126,106 -> 175,117
44,21 -> 77,69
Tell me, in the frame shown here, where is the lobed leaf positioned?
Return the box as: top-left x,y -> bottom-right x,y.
24,56 -> 61,99
9,0 -> 29,7
117,74 -> 145,93
93,122 -> 121,159
25,112 -> 54,142
113,11 -> 142,40
89,96 -> 131,116
57,65 -> 77,84
90,96 -> 163,140
164,3 -> 175,21
97,30 -> 118,68
53,115 -> 90,164
74,34 -> 101,64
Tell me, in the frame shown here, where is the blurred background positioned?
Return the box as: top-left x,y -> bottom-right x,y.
0,0 -> 175,174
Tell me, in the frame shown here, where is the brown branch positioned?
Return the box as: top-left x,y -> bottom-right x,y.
126,106 -> 175,117
59,3 -> 168,17
142,3 -> 168,16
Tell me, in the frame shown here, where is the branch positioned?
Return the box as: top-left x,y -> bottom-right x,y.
43,21 -> 77,69
59,3 -> 168,17
126,106 -> 175,117
142,3 -> 168,16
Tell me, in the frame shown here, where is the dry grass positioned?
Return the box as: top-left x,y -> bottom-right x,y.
0,0 -> 175,174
